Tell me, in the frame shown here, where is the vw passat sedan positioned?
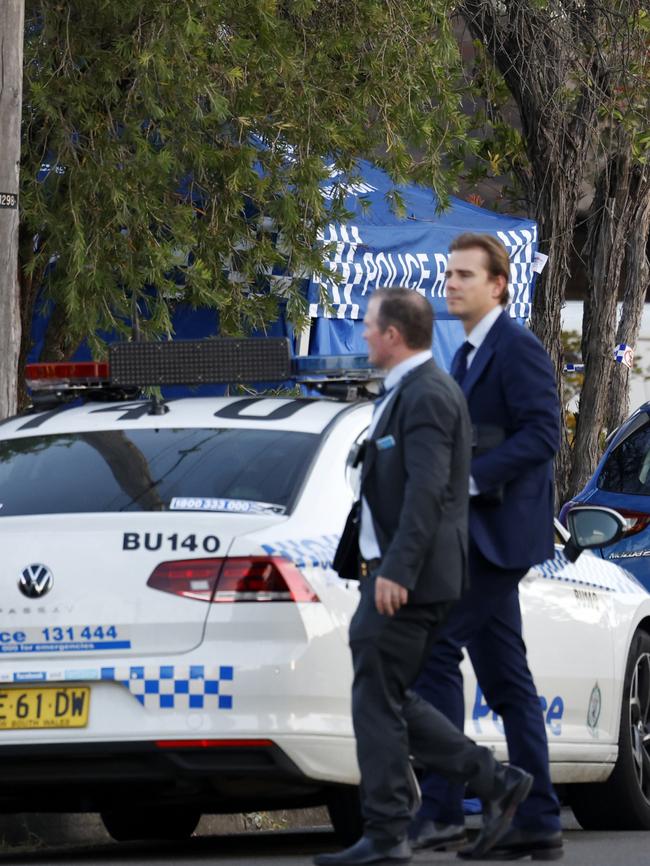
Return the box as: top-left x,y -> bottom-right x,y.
1,343 -> 650,841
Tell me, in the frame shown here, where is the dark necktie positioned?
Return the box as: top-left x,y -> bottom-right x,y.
372,382 -> 393,415
451,341 -> 473,385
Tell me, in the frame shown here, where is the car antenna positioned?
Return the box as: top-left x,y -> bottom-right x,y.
146,387 -> 169,416
149,393 -> 167,416
129,319 -> 169,416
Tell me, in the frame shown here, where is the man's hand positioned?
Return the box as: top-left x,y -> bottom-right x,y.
375,576 -> 408,616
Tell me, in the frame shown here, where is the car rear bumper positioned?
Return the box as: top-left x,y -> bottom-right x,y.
0,739 -> 344,813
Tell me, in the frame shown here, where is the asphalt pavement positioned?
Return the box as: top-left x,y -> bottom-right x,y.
1,811 -> 650,866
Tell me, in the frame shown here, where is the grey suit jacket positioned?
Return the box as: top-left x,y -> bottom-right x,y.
360,359 -> 472,605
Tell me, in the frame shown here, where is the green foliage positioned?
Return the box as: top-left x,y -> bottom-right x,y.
458,40 -> 531,209
460,2 -> 650,210
623,9 -> 650,162
21,0 -> 472,356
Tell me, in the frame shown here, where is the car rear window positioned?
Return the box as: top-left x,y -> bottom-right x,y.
598,422 -> 650,495
0,428 -> 319,515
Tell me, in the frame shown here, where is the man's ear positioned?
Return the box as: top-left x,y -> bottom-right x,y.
491,275 -> 507,300
386,324 -> 401,346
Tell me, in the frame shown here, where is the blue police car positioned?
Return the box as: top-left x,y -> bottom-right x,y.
560,404 -> 650,588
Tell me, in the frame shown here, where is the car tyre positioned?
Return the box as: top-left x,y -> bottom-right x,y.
100,806 -> 201,841
568,629 -> 650,830
326,785 -> 363,845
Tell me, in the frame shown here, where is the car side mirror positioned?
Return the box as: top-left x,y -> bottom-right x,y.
564,506 -> 626,563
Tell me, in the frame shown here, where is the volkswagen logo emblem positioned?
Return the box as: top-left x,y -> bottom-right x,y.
19,564 -> 54,598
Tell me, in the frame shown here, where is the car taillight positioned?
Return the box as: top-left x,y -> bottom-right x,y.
615,509 -> 650,539
147,556 -> 319,603
146,558 -> 223,601
214,557 -> 319,602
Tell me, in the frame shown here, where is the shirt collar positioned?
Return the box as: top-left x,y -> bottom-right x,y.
467,306 -> 503,351
384,350 -> 432,391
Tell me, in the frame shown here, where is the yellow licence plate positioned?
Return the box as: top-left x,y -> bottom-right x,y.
0,686 -> 90,730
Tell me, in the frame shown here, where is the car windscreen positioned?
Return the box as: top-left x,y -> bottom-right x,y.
597,421 -> 650,496
0,428 -> 319,515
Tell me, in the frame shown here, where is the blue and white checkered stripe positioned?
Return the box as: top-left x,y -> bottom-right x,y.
308,224 -> 538,321
497,227 -> 537,321
261,534 -> 339,569
100,664 -> 234,711
321,177 -> 378,202
533,549 -> 642,594
310,224 -> 364,320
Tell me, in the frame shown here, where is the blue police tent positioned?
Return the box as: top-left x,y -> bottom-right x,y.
30,158 -> 539,376
303,160 -> 539,371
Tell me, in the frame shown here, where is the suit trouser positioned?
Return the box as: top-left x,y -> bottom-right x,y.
414,542 -> 561,833
349,576 -> 503,842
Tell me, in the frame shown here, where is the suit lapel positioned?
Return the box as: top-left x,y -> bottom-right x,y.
361,360 -> 433,483
461,310 -> 508,397
361,390 -> 399,484
370,389 -> 399,442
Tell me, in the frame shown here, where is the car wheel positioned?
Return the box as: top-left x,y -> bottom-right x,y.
100,807 -> 201,841
568,629 -> 650,830
326,785 -> 363,845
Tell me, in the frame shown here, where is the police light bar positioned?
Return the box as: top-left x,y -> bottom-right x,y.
292,355 -> 383,400
25,341 -> 382,399
109,338 -> 292,386
293,355 -> 376,379
25,361 -> 110,391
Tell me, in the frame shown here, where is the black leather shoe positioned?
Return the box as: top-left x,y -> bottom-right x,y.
458,765 -> 534,860
481,827 -> 564,860
408,816 -> 467,851
313,835 -> 412,865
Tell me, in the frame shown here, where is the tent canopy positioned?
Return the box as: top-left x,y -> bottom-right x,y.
30,159 -> 538,378
306,160 -> 538,370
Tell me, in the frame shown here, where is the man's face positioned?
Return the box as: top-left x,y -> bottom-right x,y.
363,297 -> 393,369
445,247 -> 506,330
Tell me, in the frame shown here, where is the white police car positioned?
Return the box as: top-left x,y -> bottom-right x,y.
0,340 -> 649,841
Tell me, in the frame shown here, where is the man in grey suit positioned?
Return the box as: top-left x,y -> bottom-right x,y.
314,287 -> 532,866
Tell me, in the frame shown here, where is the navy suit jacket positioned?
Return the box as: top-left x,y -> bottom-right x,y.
455,311 -> 560,570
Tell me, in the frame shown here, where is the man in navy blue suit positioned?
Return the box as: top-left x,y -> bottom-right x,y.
410,233 -> 563,861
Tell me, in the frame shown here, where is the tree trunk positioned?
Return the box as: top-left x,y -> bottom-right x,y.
529,174 -> 583,506
16,223 -> 40,411
0,0 -> 24,420
460,0 -> 601,504
40,303 -> 82,363
605,165 -> 650,434
569,152 -> 650,496
517,85 -> 600,506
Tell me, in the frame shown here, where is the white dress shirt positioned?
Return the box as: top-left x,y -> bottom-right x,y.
359,350 -> 432,561
465,305 -> 503,369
